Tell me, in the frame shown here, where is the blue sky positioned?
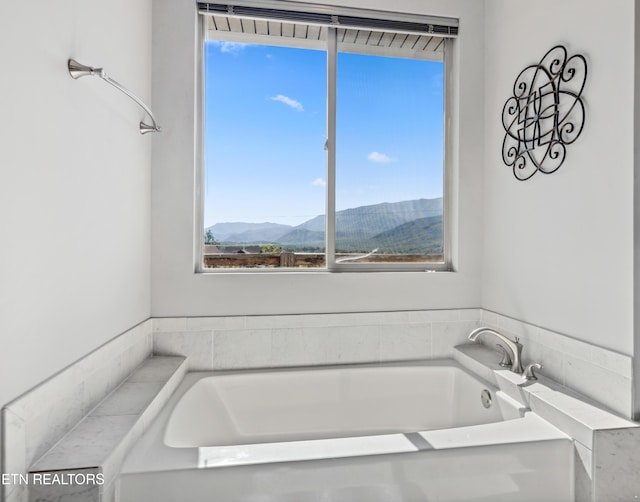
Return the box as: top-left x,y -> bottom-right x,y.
203,40 -> 444,227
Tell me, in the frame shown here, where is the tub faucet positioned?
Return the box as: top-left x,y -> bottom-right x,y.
468,327 -> 524,374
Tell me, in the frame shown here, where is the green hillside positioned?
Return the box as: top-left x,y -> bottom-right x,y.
208,198 -> 443,254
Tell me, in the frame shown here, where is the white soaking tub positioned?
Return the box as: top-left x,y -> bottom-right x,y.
119,361 -> 574,501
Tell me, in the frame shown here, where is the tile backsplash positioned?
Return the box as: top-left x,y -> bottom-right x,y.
153,309 -> 633,419
1,321 -> 152,502
480,310 -> 633,418
153,309 -> 483,370
2,308 -> 635,501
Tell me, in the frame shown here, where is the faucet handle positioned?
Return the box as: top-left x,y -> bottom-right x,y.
495,344 -> 513,367
523,362 -> 542,381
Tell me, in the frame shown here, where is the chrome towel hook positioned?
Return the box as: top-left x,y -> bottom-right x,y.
68,59 -> 161,134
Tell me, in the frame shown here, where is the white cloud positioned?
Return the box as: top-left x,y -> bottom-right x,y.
209,41 -> 250,54
368,151 -> 394,163
270,94 -> 304,112
312,178 -> 326,187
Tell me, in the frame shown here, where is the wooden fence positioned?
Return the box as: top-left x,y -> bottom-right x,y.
203,252 -> 443,268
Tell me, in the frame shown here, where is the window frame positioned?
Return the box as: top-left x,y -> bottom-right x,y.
194,3 -> 455,273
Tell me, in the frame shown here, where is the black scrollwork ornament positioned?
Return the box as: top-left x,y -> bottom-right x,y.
501,45 -> 587,181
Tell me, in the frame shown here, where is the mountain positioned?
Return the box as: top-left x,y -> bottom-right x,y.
276,228 -> 325,249
207,197 -> 443,253
370,215 -> 443,254
225,226 -> 292,243
279,198 -> 443,251
294,198 -> 442,237
205,222 -> 291,242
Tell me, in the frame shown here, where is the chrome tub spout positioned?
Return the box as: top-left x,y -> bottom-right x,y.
468,327 -> 524,374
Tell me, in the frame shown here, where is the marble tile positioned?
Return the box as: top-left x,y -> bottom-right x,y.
593,427 -> 640,501
480,310 -> 499,326
323,325 -> 381,364
352,311 -> 405,326
406,309 -> 460,323
324,313 -> 383,327
0,321 -> 151,502
431,321 -> 479,358
564,355 -> 632,418
5,483 -> 27,502
31,415 -> 138,472
574,441 -> 593,502
458,309 -> 483,321
271,327 -> 329,367
127,356 -> 186,382
533,327 -> 562,349
6,362 -> 82,422
559,335 -> 594,366
472,311 -> 634,417
80,325 -> 151,409
23,355 -> 185,500
83,355 -> 126,414
379,324 -> 430,361
2,408 -> 26,502
245,314 -> 313,329
213,329 -> 271,369
186,316 -> 246,331
242,312 -> 392,330
91,382 -> 165,416
120,334 -> 153,378
141,361 -> 187,430
495,315 -> 537,340
115,323 -> 147,352
153,330 -> 214,370
589,345 -> 632,379
101,479 -> 118,502
530,389 -> 636,437
152,317 -> 187,332
27,469 -> 101,502
76,341 -> 125,380
373,311 -> 411,325
528,392 -> 594,449
494,371 -> 533,408
453,344 -> 500,386
454,341 -> 638,449
101,419 -> 145,483
522,340 -> 564,385
24,381 -> 86,467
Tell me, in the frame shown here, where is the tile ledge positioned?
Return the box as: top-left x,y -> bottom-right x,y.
454,344 -> 638,433
29,356 -> 186,474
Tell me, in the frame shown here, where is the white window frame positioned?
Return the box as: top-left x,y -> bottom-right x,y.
194,1 -> 456,273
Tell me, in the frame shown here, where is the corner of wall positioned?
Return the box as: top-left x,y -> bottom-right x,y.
632,0 -> 640,421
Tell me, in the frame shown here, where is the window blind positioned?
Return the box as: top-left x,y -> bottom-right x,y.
198,2 -> 457,60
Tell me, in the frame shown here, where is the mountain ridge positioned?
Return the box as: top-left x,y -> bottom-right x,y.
205,197 -> 443,253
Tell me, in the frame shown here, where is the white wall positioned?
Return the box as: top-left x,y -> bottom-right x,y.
151,0 -> 485,318
482,0 -> 635,354
0,0 -> 152,410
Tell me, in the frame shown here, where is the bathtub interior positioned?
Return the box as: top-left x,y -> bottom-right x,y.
164,362 -> 515,448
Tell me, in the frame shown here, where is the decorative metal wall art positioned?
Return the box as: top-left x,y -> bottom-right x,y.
501,45 -> 587,181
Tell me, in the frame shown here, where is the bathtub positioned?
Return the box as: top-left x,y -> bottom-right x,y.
119,361 -> 574,501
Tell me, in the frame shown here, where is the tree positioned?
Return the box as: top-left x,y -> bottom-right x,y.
260,244 -> 281,254
204,229 -> 217,245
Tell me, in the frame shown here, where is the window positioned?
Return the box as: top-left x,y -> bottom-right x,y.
197,2 -> 457,271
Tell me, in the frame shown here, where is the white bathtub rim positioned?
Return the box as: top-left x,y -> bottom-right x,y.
120,360 -> 570,475
195,413 -> 568,468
